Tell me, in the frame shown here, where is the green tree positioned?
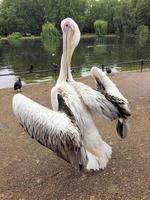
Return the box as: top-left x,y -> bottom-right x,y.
0,0 -> 47,35
94,20 -> 108,36
0,0 -> 150,36
41,22 -> 59,41
41,22 -> 59,53
84,0 -> 118,33
113,0 -> 137,34
136,0 -> 150,27
49,0 -> 88,32
0,0 -> 88,35
135,25 -> 149,36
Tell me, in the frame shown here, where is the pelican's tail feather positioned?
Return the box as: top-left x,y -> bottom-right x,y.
116,118 -> 129,138
86,142 -> 112,171
102,141 -> 112,159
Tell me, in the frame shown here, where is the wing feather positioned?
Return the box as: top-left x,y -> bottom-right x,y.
72,82 -> 119,121
91,66 -> 131,117
52,84 -> 86,131
12,94 -> 88,169
91,66 -> 131,138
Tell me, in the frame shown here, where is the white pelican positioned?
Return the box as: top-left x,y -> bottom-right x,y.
12,18 -> 130,171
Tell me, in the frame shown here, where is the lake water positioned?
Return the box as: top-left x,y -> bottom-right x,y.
0,35 -> 150,88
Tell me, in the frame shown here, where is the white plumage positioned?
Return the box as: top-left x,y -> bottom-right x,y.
91,66 -> 128,103
13,93 -> 88,169
12,17 -> 130,171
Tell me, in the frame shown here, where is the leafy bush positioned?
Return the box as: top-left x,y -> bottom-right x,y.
8,32 -> 22,40
41,22 -> 59,41
135,25 -> 149,37
94,20 -> 108,36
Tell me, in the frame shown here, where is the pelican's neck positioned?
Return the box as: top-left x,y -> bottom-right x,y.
57,55 -> 74,84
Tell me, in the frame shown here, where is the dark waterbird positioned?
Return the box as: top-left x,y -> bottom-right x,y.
52,63 -> 59,71
106,67 -> 111,74
71,69 -> 76,73
101,65 -> 111,74
14,77 -> 22,92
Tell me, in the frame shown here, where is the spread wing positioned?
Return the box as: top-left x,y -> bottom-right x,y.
12,94 -> 88,169
91,66 -> 131,138
91,66 -> 131,118
72,81 -> 119,121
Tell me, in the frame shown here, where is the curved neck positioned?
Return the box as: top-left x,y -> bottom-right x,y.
57,55 -> 74,84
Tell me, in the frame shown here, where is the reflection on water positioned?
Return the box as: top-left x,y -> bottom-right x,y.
0,68 -> 25,89
8,39 -> 23,48
42,38 -> 59,54
136,34 -> 149,45
0,35 -> 150,88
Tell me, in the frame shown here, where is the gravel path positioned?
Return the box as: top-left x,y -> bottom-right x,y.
0,70 -> 150,200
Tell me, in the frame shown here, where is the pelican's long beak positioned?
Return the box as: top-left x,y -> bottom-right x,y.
63,28 -> 73,68
67,30 -> 73,68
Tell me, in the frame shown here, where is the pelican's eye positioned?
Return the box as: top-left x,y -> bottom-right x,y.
64,23 -> 70,32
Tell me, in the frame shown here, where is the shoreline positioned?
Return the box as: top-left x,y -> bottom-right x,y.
0,68 -> 150,90
0,33 -> 121,41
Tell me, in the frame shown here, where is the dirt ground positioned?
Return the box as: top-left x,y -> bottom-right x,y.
0,70 -> 150,200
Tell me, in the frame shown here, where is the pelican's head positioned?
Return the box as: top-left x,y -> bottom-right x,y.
61,18 -> 80,68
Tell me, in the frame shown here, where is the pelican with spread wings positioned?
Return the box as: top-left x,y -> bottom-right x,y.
13,18 -> 130,171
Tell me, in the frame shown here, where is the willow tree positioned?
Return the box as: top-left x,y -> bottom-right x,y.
41,22 -> 59,53
135,25 -> 149,37
41,22 -> 59,40
135,25 -> 149,44
94,20 -> 108,36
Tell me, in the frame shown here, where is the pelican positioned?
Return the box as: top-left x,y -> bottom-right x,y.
12,18 -> 130,171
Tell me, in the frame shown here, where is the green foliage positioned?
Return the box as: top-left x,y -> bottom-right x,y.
0,0 -> 88,36
136,0 -> 150,28
0,0 -> 150,36
0,0 -> 46,35
8,32 -> 22,40
135,25 -> 149,45
41,22 -> 59,41
94,20 -> 108,36
7,32 -> 22,48
48,0 -> 88,31
135,25 -> 149,37
84,0 -> 118,33
113,0 -> 137,34
41,22 -> 59,53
